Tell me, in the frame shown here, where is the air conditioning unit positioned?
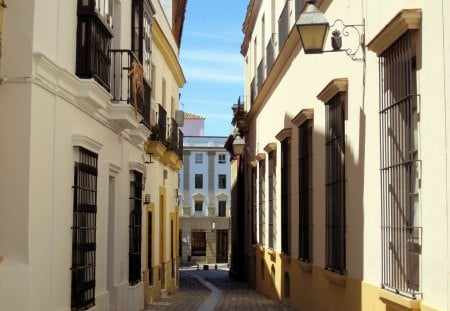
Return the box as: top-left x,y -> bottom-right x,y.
175,110 -> 184,127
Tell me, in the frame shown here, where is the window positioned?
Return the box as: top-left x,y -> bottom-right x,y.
258,159 -> 266,245
129,170 -> 143,285
325,93 -> 346,274
281,139 -> 291,255
278,1 -> 289,50
218,174 -> 226,189
379,31 -> 421,297
195,200 -> 203,212
268,151 -> 276,250
131,0 -> 153,82
195,153 -> 203,164
299,119 -> 313,262
76,0 -> 112,90
251,167 -> 257,244
218,201 -> 226,217
218,154 -> 226,164
71,147 -> 98,310
195,174 -> 203,188
295,0 -> 305,20
151,64 -> 156,99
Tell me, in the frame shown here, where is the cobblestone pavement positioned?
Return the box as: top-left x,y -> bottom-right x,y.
145,265 -> 295,311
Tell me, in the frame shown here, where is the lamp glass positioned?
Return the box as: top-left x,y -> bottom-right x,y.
232,136 -> 245,156
298,24 -> 329,53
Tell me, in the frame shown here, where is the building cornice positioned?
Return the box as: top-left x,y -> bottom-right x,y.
317,78 -> 348,104
292,109 -> 314,127
152,20 -> 186,88
241,0 -> 262,56
367,9 -> 421,56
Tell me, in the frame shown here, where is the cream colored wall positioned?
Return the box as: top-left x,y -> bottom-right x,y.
245,0 -> 450,310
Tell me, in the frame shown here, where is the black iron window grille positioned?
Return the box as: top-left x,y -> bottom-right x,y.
218,201 -> 227,217
250,77 -> 256,107
131,0 -> 152,82
158,104 -> 167,142
281,139 -> 291,255
266,37 -> 276,77
299,119 -> 313,262
129,170 -> 143,285
295,0 -> 305,20
177,130 -> 184,160
195,174 -> 203,189
218,174 -> 227,189
258,160 -> 266,245
76,0 -> 112,91
71,147 -> 98,311
379,31 -> 421,298
252,167 -> 257,244
268,151 -> 276,250
257,58 -> 265,93
325,93 -> 346,274
148,211 -> 153,286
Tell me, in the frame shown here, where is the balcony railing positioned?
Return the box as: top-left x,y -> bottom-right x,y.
257,58 -> 265,93
278,2 -> 289,51
266,37 -> 275,76
76,14 -> 112,91
110,49 -> 151,127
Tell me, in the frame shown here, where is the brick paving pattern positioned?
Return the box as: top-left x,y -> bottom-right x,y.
145,266 -> 295,311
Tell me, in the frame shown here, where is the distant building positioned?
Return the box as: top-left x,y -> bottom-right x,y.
179,114 -> 231,266
182,112 -> 206,136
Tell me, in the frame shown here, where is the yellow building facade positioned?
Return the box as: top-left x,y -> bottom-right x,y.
231,0 -> 450,310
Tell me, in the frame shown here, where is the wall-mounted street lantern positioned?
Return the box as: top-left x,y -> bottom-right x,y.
296,0 -> 365,61
232,134 -> 245,156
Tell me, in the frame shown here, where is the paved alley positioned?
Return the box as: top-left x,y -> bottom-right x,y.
145,265 -> 295,311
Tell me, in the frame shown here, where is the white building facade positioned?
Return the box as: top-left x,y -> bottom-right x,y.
179,136 -> 232,265
0,0 -> 186,310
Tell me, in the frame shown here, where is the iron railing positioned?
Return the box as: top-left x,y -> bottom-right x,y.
299,119 -> 313,262
278,2 -> 289,52
325,94 -> 346,274
258,160 -> 266,245
71,147 -> 98,311
76,14 -> 112,91
295,0 -> 306,20
379,31 -> 421,298
266,37 -> 276,77
268,151 -> 276,250
250,77 -> 256,107
281,139 -> 291,255
129,170 -> 143,285
110,49 -> 151,127
257,58 -> 265,93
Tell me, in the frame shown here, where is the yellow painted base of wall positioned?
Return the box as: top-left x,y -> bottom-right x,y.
251,247 -> 441,311
144,260 -> 178,305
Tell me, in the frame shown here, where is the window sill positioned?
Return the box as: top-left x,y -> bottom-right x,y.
378,289 -> 421,310
323,269 -> 347,287
296,259 -> 312,272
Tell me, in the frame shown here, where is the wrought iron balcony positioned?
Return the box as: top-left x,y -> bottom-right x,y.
110,49 -> 151,128
266,37 -> 276,76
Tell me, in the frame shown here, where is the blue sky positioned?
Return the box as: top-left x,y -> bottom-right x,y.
179,0 -> 247,136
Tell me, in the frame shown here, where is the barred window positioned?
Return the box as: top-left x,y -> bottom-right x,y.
325,93 -> 346,274
299,119 -> 313,262
281,139 -> 291,255
268,151 -> 276,250
258,160 -> 266,245
148,211 -> 153,285
129,170 -> 143,285
251,167 -> 257,244
379,31 -> 421,298
71,147 -> 98,311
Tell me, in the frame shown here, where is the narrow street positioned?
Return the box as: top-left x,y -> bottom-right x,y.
145,265 -> 295,311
